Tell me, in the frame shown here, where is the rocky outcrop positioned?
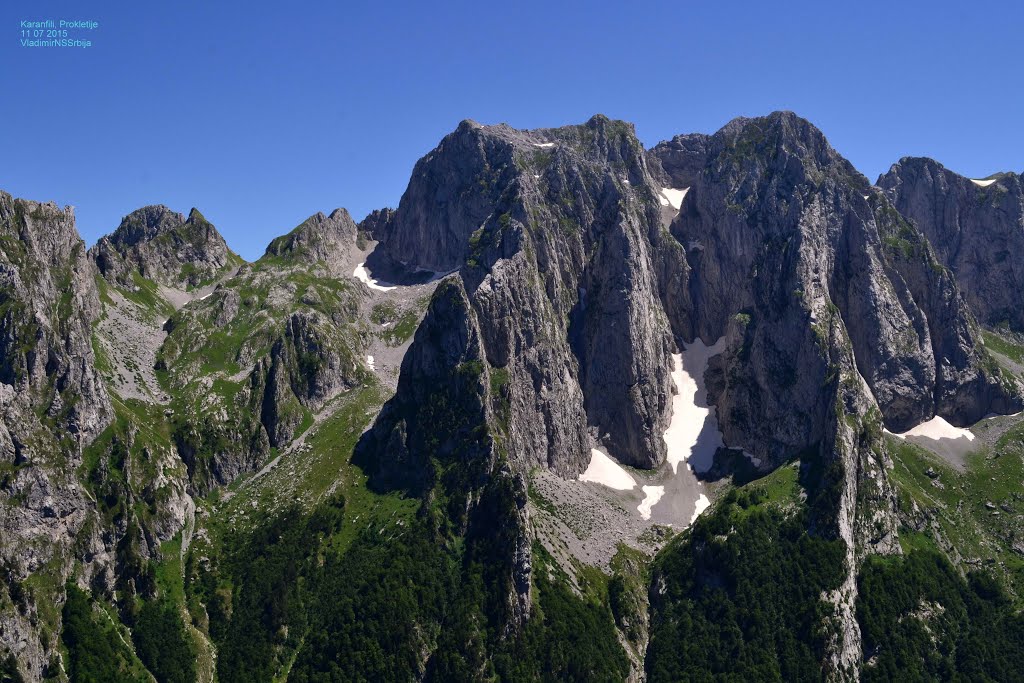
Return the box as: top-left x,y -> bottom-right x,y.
360,112 -> 1020,678
357,207 -> 394,242
371,120 -> 523,273
263,209 -> 358,276
91,204 -> 239,289
878,158 -> 1024,331
650,113 -> 1019,677
653,113 -> 1019,454
368,115 -> 677,472
356,277 -> 494,492
260,309 -> 362,447
0,194 -> 112,441
157,214 -> 367,493
0,192 -> 113,680
354,277 -> 531,626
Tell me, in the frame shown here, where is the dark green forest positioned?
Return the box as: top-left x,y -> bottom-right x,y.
857,550 -> 1024,681
182,488 -> 628,682
646,487 -> 846,682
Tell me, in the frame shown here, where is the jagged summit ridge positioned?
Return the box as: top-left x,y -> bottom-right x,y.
367,114 -> 650,274
90,203 -> 240,289
361,110 -> 1019,481
3,109 -> 1024,682
262,208 -> 358,273
879,157 -> 1024,331
354,111 -> 1021,673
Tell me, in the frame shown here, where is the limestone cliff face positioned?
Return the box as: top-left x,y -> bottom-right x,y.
360,112 -> 1021,677
648,115 -> 1021,670
0,192 -> 113,680
371,121 -> 524,274
356,278 -> 494,492
370,116 -> 677,473
91,204 -> 239,289
652,113 -> 1019,457
878,158 -> 1024,331
368,113 -> 1019,480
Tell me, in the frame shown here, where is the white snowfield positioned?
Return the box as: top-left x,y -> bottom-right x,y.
533,142 -> 555,148
891,415 -> 975,441
577,338 -> 727,527
579,448 -> 636,490
638,485 -> 665,520
366,355 -> 376,371
664,337 -> 728,474
971,178 -> 998,187
353,263 -> 397,292
690,494 -> 710,524
659,187 -> 689,211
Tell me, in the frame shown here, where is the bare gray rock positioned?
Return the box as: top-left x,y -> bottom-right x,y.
262,208 -> 359,276
0,192 -> 113,680
878,158 -> 1024,331
360,112 -> 1019,677
91,204 -> 239,290
369,115 -> 676,472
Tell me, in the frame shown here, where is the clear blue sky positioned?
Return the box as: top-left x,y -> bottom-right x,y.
3,0 -> 1021,260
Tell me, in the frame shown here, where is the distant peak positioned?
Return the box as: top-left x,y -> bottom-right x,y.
328,207 -> 352,222
261,208 -> 357,270
719,110 -> 824,145
187,207 -> 209,224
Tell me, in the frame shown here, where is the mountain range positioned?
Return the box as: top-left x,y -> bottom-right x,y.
2,111 -> 1024,682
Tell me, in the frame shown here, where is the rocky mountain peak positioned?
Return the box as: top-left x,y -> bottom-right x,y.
879,157 -> 1024,331
109,204 -> 184,243
262,208 -> 358,274
0,192 -> 111,439
1,191 -> 114,679
91,203 -> 239,290
368,114 -> 651,275
653,111 -> 870,197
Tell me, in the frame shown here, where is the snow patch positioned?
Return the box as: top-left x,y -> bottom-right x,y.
578,448 -> 636,490
659,187 -> 689,211
971,178 -> 998,187
533,142 -> 555,148
663,337 -> 728,474
366,355 -> 376,371
892,415 -> 975,442
353,263 -> 397,292
637,486 -> 665,520
198,292 -> 212,301
689,494 -> 710,524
